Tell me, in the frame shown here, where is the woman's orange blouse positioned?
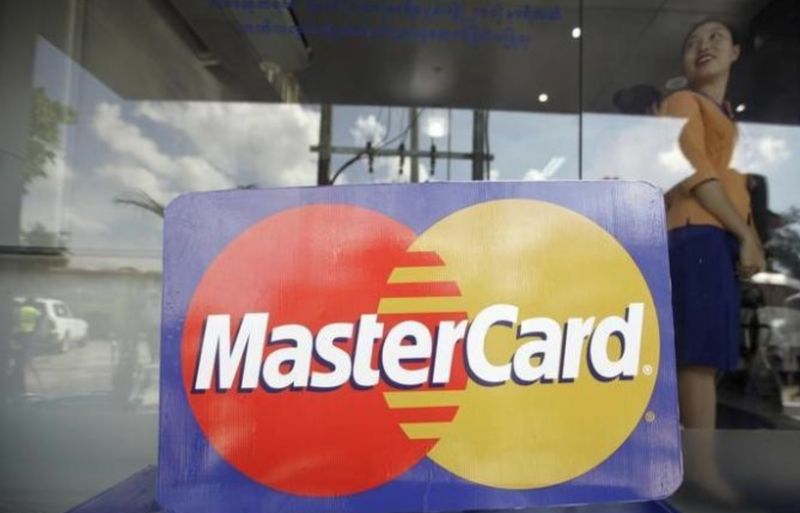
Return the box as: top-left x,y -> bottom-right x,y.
659,90 -> 751,231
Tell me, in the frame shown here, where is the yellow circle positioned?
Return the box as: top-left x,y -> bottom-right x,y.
410,200 -> 659,489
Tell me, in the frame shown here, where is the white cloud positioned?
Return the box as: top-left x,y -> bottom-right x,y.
583,115 -> 800,196
758,136 -> 791,165
582,114 -> 691,190
732,128 -> 792,172
65,210 -> 108,234
523,156 -> 566,181
338,113 -> 450,184
657,145 -> 692,176
93,103 -> 171,175
524,169 -> 549,181
20,152 -> 112,247
134,101 -> 319,188
44,100 -> 320,253
350,114 -> 387,146
92,103 -> 235,200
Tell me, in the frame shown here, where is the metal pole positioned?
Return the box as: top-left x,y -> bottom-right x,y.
310,146 -> 487,160
410,107 -> 419,183
472,110 -> 487,181
578,0 -> 584,179
317,104 -> 332,185
446,108 -> 452,181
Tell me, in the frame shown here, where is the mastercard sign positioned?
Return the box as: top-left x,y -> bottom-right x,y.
158,182 -> 682,513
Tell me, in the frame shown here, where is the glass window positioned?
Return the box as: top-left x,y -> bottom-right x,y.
582,1 -> 800,510
1,1 -> 798,512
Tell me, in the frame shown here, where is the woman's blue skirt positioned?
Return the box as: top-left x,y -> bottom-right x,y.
668,225 -> 741,371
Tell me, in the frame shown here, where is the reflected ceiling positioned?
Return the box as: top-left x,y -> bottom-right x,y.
44,0 -> 797,122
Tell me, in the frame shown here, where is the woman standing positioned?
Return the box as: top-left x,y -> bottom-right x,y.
660,20 -> 766,429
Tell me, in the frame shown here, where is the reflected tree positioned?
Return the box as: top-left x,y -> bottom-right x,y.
767,206 -> 800,278
114,189 -> 165,218
24,87 -> 76,191
114,185 -> 257,219
20,222 -> 68,248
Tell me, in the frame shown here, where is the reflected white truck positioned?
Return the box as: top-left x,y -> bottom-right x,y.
14,297 -> 88,352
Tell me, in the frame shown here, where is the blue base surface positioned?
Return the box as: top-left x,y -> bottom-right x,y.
64,466 -> 682,513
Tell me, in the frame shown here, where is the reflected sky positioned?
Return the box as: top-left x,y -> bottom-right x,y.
583,113 -> 798,213
18,37 -> 800,268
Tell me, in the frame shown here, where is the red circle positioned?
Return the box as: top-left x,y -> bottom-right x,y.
182,205 -> 466,496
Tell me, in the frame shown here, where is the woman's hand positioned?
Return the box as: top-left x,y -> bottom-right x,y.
738,234 -> 765,279
692,181 -> 766,279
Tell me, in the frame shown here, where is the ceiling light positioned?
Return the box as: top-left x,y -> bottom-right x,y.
425,110 -> 449,139
538,93 -> 549,103
571,27 -> 581,39
736,104 -> 746,113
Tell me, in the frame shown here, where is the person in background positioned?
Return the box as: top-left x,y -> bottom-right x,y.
0,294 -> 14,403
660,19 -> 766,429
10,298 -> 41,396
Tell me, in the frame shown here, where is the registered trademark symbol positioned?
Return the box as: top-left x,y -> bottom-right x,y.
642,364 -> 653,376
644,411 -> 656,423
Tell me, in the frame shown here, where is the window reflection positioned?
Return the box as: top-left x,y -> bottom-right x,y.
328,106 -> 478,184
1,0 -> 799,511
583,63 -> 800,431
5,38 -> 573,424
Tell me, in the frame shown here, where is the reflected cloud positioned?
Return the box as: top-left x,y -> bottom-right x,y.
524,156 -> 566,181
734,128 -> 792,172
338,113 -> 436,184
51,100 -> 323,254
584,114 -> 800,213
65,210 -> 108,235
657,145 -> 692,176
487,111 -> 579,182
92,102 -> 233,201
584,114 -> 700,190
134,101 -> 319,188
350,114 -> 387,146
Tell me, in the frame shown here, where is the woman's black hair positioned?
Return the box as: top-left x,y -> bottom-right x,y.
682,18 -> 742,53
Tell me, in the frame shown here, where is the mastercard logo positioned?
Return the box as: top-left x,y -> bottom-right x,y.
181,199 -> 660,497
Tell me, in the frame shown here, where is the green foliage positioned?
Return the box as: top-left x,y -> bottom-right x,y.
23,87 -> 76,190
114,189 -> 165,218
20,222 -> 67,247
767,206 -> 800,279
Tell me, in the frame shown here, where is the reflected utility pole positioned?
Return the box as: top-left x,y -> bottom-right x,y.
311,107 -> 492,184
317,104 -> 332,185
409,107 -> 419,183
472,110 -> 489,180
